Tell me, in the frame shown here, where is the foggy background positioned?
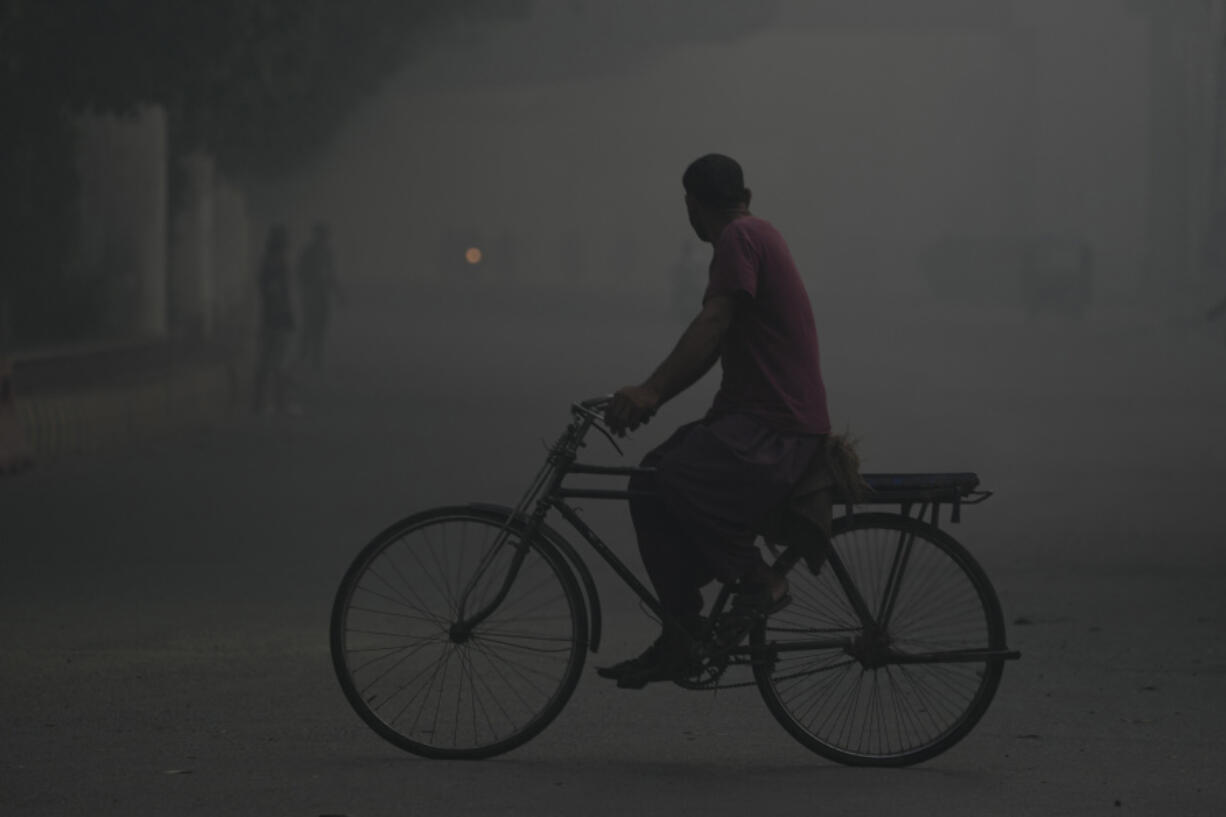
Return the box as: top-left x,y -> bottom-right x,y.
248,0 -> 1224,540
3,1 -> 1226,814
276,0 -> 1148,300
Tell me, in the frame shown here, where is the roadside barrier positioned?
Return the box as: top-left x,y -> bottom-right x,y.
11,358 -> 238,461
0,357 -> 34,474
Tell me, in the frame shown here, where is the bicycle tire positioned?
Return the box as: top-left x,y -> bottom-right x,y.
330,506 -> 588,759
752,512 -> 1007,766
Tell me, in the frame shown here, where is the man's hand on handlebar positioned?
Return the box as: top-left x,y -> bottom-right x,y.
604,385 -> 660,436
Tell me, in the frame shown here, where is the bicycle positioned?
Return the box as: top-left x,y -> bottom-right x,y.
330,396 -> 1020,766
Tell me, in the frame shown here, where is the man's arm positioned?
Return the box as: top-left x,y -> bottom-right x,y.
645,294 -> 736,401
605,294 -> 737,433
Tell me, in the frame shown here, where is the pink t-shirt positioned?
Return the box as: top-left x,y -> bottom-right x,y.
703,216 -> 830,435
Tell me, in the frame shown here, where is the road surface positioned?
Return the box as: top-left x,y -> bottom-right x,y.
3,280 -> 1224,816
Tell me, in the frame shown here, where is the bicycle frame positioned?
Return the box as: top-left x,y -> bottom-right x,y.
452,399 -> 1019,670
451,399 -> 665,638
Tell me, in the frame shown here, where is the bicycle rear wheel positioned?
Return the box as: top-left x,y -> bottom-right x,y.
330,506 -> 587,759
753,512 -> 1007,766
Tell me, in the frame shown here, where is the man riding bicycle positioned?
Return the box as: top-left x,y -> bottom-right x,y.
600,154 -> 832,689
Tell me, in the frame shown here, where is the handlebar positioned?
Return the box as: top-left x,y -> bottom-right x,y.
578,395 -> 613,410
569,395 -> 622,455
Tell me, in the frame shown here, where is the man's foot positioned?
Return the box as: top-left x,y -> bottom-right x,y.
614,634 -> 697,690
730,577 -> 791,616
594,637 -> 663,682
737,562 -> 790,610
595,618 -> 702,689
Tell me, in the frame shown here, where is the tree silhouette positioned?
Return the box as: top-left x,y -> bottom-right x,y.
0,1 -> 528,344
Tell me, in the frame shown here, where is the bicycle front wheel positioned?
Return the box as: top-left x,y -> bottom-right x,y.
753,512 -> 1007,766
330,506 -> 587,759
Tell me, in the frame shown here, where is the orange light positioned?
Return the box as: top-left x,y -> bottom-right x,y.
465,247 -> 483,264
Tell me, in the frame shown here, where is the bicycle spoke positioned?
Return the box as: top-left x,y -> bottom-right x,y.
753,513 -> 1005,766
332,510 -> 584,758
359,567 -> 448,626
379,547 -> 447,622
344,602 -> 445,627
480,628 -> 572,649
467,639 -> 550,717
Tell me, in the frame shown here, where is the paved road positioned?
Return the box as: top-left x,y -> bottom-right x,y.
3,282 -> 1225,816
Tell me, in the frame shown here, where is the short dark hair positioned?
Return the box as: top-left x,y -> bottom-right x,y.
682,154 -> 748,209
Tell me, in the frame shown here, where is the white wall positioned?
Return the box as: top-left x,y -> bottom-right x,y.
72,106 -> 169,336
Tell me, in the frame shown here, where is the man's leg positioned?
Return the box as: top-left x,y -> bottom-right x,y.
314,310 -> 330,370
252,331 -> 274,412
654,415 -> 821,597
269,331 -> 289,412
628,470 -> 712,624
627,422 -> 711,623
600,417 -> 820,687
596,424 -> 709,686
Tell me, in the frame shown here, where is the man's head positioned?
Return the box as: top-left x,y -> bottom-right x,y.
682,154 -> 751,242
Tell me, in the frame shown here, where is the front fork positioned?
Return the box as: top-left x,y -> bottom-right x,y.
447,535 -> 532,642
448,464 -> 567,641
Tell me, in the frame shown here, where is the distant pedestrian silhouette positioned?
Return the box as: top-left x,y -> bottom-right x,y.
297,223 -> 341,371
1209,294 -> 1226,322
1208,294 -> 1226,345
252,225 -> 298,414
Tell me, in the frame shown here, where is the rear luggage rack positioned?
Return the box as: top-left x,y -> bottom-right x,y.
841,472 -> 992,526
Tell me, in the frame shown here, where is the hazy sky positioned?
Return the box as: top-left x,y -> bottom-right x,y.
278,0 -> 1150,299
